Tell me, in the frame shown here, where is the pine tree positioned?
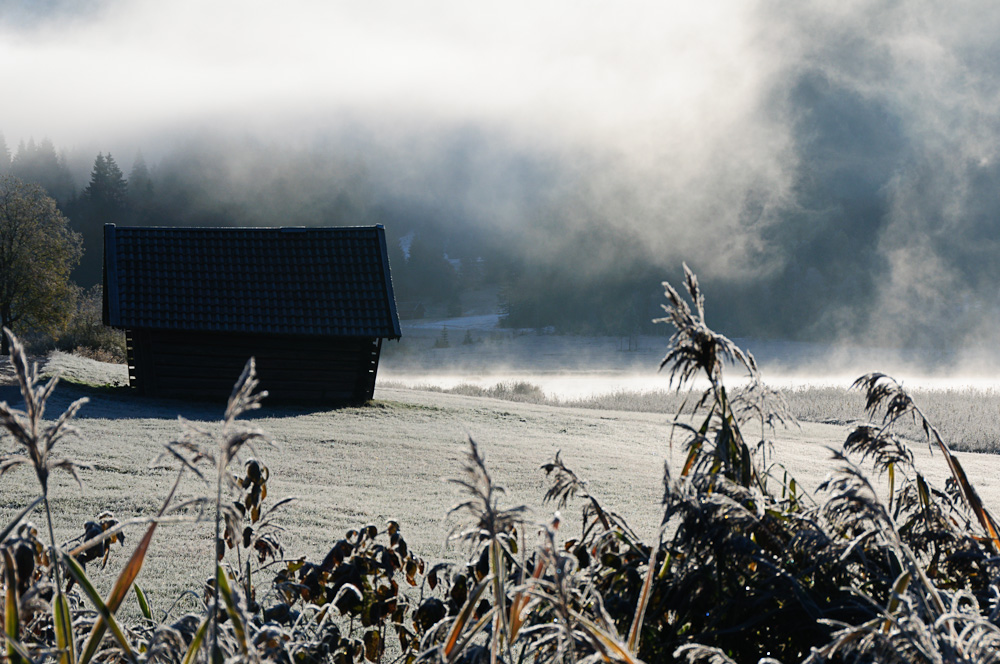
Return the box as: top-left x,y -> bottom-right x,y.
83,152 -> 129,212
72,153 -> 130,286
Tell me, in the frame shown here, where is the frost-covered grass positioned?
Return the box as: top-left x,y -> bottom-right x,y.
0,368 -> 687,621
4,349 -> 1000,624
10,312 -> 1000,661
0,352 -> 895,619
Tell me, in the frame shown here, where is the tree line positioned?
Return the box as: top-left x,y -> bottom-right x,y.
0,135 -> 152,288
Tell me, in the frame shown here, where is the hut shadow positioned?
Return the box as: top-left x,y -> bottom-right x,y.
0,380 -> 377,423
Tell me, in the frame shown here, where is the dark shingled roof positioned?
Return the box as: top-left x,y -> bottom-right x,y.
103,224 -> 401,339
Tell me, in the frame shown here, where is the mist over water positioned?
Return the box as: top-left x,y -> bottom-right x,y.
5,1 -> 1000,358
379,370 -> 1000,402
380,329 -> 1000,401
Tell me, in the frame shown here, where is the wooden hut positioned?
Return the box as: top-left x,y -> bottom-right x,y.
103,224 -> 401,402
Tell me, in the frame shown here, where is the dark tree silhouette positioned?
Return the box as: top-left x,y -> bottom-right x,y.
0,175 -> 82,354
10,138 -> 74,203
72,152 -> 129,286
83,152 -> 129,212
397,232 -> 459,304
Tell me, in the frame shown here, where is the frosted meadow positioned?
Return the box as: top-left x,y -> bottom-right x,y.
6,272 -> 1000,661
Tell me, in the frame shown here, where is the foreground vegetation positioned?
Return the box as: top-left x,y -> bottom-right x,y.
4,269 -> 1000,662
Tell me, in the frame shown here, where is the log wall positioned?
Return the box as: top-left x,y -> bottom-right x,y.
125,329 -> 382,402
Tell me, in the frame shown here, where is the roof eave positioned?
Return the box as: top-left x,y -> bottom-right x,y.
375,224 -> 403,339
103,224 -> 121,326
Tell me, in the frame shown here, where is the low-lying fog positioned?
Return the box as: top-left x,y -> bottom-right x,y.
379,372 -> 1000,401
379,328 -> 1000,401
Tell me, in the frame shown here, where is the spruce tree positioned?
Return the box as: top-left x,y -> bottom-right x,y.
72,153 -> 130,285
83,152 -> 129,212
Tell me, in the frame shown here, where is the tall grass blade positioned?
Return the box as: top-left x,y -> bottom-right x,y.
134,584 -> 152,622
945,455 -> 1000,551
916,473 -> 931,515
679,410 -> 714,477
883,571 -> 912,634
508,556 -> 547,643
887,462 -> 895,512
627,538 -> 659,655
570,610 -> 643,664
445,612 -> 494,664
53,591 -> 75,664
63,555 -> 133,662
680,440 -> 703,477
78,520 -> 157,663
489,539 -> 510,655
3,549 -> 22,664
215,564 -> 250,658
441,575 -> 493,663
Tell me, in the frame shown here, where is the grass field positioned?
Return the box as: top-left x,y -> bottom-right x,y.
5,351 -> 1000,632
